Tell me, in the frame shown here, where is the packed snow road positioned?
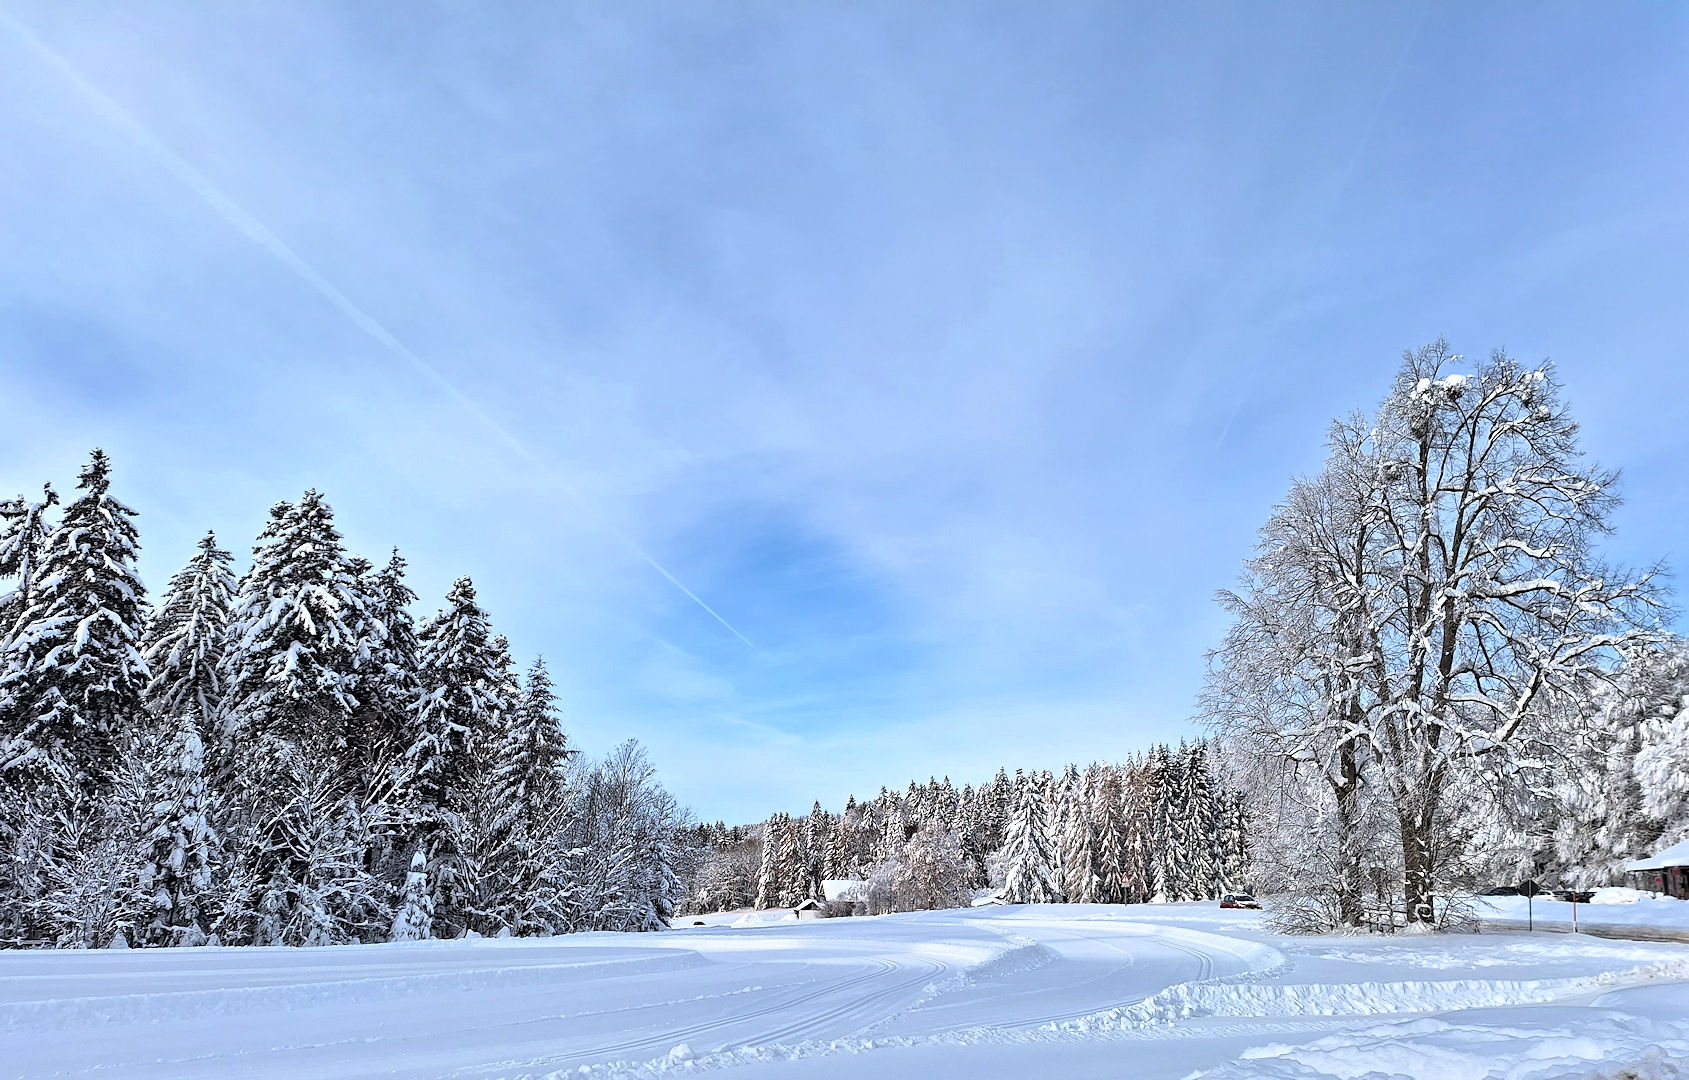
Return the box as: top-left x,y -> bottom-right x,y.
4,904 -> 1688,1079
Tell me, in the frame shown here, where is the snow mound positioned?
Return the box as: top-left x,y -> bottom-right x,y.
1186,1011 -> 1689,1080
1590,887 -> 1651,905
1051,959 -> 1689,1032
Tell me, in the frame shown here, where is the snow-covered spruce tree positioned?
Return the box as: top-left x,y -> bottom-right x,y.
494,659 -> 570,845
0,451 -> 148,796
1149,746 -> 1184,902
804,801 -> 830,900
774,816 -> 807,908
754,813 -> 783,910
137,705 -> 220,946
389,849 -> 434,942
141,531 -> 235,733
0,484 -> 57,645
1056,765 -> 1097,904
1000,772 -> 1058,904
221,492 -> 366,762
1119,758 -> 1155,904
218,493 -> 374,941
1179,742 -> 1220,901
350,550 -> 423,805
1219,791 -> 1250,895
404,576 -> 502,935
0,483 -> 59,944
1090,765 -> 1129,904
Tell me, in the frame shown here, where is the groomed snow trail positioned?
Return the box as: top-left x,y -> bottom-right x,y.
3,904 -> 1687,1080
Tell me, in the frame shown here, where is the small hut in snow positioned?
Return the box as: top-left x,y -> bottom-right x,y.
1625,838 -> 1689,900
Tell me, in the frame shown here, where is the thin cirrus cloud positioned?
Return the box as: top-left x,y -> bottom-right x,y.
1,3 -> 1685,822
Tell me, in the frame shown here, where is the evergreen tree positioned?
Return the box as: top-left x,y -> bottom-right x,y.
221,492 -> 364,761
390,849 -> 434,941
0,450 -> 148,794
137,706 -> 220,946
403,577 -> 503,934
1091,765 -> 1130,904
1150,745 -> 1182,901
0,484 -> 57,642
403,577 -> 499,817
495,656 -> 571,842
754,813 -> 784,910
346,549 -> 422,807
1180,741 -> 1220,900
141,531 -> 235,729
1000,773 -> 1058,904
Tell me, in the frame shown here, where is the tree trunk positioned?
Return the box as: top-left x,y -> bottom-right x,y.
1400,797 -> 1436,925
1332,737 -> 1365,927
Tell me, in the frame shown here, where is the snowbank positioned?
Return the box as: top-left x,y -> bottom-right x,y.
1186,1010 -> 1689,1080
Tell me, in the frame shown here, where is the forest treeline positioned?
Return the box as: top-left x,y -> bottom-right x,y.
686,741 -> 1249,916
0,455 -> 688,948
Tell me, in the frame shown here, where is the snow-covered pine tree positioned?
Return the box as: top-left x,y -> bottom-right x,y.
776,816 -> 807,908
0,483 -> 58,943
1000,771 -> 1058,904
1180,741 -> 1220,900
141,531 -> 235,733
352,550 -> 423,803
1121,755 -> 1155,904
1150,745 -> 1182,902
0,484 -> 57,644
495,656 -> 571,844
754,813 -> 783,910
405,576 -> 503,934
484,656 -> 573,932
0,450 -> 149,795
390,848 -> 434,941
804,801 -> 829,900
1091,764 -> 1130,904
1051,765 -> 1085,902
137,705 -> 220,946
221,492 -> 365,763
1219,791 -> 1250,894
404,577 -> 499,818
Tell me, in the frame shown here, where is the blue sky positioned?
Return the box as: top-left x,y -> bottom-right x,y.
2,3 -> 1685,823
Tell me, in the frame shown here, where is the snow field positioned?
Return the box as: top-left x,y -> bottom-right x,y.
4,903 -> 1688,1079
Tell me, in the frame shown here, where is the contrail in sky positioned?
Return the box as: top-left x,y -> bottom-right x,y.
0,8 -> 754,647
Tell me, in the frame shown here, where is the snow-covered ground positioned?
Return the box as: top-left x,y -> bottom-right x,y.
5,903 -> 1689,1079
1479,892 -> 1689,940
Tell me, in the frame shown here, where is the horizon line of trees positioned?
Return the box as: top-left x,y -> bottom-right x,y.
687,741 -> 1249,916
0,451 -> 688,949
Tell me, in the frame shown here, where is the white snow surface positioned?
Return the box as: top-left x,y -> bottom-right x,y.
1480,893 -> 1689,936
4,903 -> 1688,1079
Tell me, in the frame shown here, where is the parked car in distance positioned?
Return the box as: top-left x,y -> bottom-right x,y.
1477,885 -> 1520,896
1219,893 -> 1260,909
1554,890 -> 1596,904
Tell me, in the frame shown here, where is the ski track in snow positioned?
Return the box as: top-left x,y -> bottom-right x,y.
4,903 -> 1689,1079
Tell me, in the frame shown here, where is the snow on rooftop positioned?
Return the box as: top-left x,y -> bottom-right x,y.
1626,837 -> 1689,871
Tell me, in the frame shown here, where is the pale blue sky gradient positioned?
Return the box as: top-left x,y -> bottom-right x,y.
2,3 -> 1685,822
